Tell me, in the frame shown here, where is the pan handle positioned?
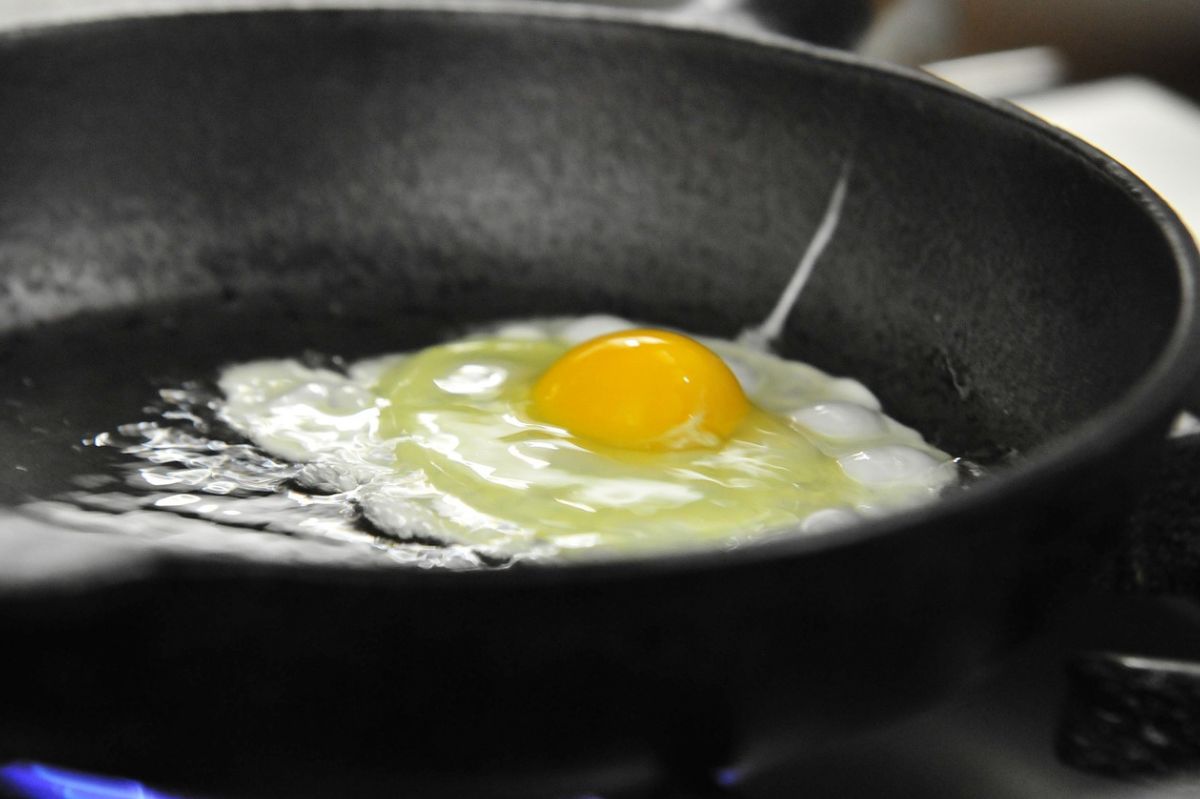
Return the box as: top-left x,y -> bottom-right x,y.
1057,649 -> 1200,777
1169,412 -> 1200,439
1168,368 -> 1200,438
660,0 -> 873,47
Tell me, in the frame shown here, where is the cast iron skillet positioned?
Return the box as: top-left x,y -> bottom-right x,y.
0,4 -> 1198,797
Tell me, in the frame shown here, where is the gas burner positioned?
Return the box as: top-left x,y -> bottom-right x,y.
1,763 -> 183,799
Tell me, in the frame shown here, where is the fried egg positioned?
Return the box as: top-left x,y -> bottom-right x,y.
217,316 -> 956,561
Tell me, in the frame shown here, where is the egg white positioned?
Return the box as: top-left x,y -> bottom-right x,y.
217,316 -> 957,561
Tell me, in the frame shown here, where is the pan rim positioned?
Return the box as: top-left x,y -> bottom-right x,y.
2,2 -> 1199,586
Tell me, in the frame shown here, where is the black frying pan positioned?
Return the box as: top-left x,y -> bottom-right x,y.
0,5 -> 1198,798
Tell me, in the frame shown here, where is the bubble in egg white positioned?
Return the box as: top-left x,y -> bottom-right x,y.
837,445 -> 945,486
790,402 -> 887,440
826,377 -> 882,411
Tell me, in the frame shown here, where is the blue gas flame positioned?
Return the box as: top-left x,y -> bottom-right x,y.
0,762 -> 186,799
713,765 -> 744,788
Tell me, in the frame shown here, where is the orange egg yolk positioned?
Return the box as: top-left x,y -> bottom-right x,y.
531,328 -> 750,451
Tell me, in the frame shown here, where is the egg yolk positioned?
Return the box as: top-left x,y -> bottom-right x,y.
531,328 -> 750,451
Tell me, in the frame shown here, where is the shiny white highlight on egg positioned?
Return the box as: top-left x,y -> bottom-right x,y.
218,361 -> 383,463
837,445 -> 947,486
434,363 -> 508,396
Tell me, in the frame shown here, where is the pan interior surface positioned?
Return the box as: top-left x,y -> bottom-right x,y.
0,8 -> 1186,542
